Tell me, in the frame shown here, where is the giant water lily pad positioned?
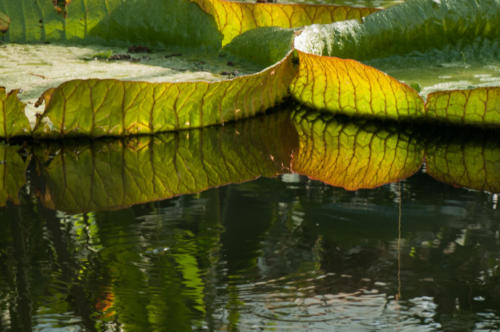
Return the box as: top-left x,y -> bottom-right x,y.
1,0 -> 500,139
292,0 -> 500,123
0,0 -> 375,137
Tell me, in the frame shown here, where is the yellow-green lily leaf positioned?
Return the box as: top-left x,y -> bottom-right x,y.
0,144 -> 29,206
190,0 -> 378,46
0,87 -> 31,138
290,109 -> 424,190
32,49 -> 295,137
35,112 -> 297,212
425,87 -> 500,128
425,130 -> 500,193
0,11 -> 9,33
290,50 -> 425,120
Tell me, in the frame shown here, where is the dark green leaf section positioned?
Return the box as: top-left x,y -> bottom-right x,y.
0,0 -> 222,51
290,109 -> 424,190
0,87 -> 31,138
0,144 -> 29,206
296,0 -> 500,61
35,112 -> 298,212
425,130 -> 500,193
32,50 -> 295,137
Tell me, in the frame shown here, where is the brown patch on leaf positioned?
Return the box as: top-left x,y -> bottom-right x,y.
35,88 -> 55,108
52,0 -> 71,16
0,12 -> 10,33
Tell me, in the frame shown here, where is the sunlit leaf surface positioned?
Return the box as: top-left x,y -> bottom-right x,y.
1,0 -> 301,137
1,0 -> 500,137
0,144 -> 29,206
293,0 -> 500,125
190,0 -> 378,46
290,50 -> 425,120
0,87 -> 31,138
290,109 -> 424,190
425,87 -> 500,127
425,131 -> 500,193
35,112 -> 297,212
33,50 -> 295,137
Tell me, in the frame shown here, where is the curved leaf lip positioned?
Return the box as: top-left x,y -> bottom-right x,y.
31,48 -> 297,138
290,49 -> 426,122
425,86 -> 500,128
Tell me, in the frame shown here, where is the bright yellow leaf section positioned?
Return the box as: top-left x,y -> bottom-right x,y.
291,110 -> 424,190
425,87 -> 500,127
290,50 -> 425,120
191,0 -> 378,45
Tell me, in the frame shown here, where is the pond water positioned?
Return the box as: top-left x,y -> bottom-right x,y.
0,108 -> 499,331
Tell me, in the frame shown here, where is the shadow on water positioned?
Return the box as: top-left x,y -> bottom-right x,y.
0,106 -> 499,331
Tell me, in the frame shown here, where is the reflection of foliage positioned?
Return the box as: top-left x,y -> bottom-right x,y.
0,172 -> 499,330
0,143 -> 29,205
425,129 -> 500,193
34,112 -> 297,212
291,110 -> 424,190
1,109 -> 499,214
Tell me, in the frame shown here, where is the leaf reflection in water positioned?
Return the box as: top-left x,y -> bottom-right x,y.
0,107 -> 498,212
34,111 -> 297,212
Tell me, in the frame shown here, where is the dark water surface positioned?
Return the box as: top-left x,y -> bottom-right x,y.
0,109 -> 499,331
